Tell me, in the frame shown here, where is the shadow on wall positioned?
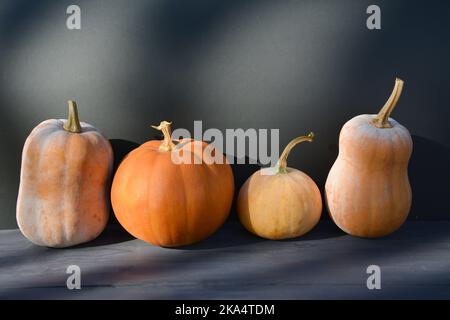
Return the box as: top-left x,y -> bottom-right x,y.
108,139 -> 139,226
2,0 -> 450,231
409,135 -> 450,220
320,135 -> 450,221
229,156 -> 260,220
109,139 -> 140,173
107,134 -> 450,225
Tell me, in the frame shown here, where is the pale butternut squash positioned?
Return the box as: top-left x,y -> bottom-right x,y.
325,78 -> 412,238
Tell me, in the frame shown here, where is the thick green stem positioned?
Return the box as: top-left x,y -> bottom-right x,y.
276,132 -> 314,174
63,100 -> 82,133
151,121 -> 176,151
372,78 -> 404,128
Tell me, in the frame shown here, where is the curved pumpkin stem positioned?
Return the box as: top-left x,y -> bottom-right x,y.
276,132 -> 314,174
152,121 -> 176,152
63,100 -> 82,133
372,78 -> 404,128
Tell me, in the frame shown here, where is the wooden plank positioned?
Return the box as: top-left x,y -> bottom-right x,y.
1,221 -> 449,299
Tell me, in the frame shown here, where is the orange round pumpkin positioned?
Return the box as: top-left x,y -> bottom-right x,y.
16,101 -> 114,248
111,121 -> 234,247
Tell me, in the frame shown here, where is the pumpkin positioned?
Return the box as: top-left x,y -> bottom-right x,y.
237,133 -> 322,240
325,78 -> 412,238
111,121 -> 234,247
16,101 -> 114,248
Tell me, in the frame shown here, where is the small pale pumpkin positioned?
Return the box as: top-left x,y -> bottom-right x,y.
237,133 -> 322,240
16,101 -> 113,248
111,121 -> 234,247
325,78 -> 412,238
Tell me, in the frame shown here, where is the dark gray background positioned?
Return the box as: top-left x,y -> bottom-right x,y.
1,0 -> 449,229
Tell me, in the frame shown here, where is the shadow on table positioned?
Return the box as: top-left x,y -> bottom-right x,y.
181,219 -> 346,250
282,221 -> 346,242
72,225 -> 135,249
218,221 -> 450,299
179,219 -> 264,250
1,221 -> 450,299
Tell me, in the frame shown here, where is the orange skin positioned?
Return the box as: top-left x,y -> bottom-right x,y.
325,115 -> 413,238
16,119 -> 113,248
111,139 -> 234,247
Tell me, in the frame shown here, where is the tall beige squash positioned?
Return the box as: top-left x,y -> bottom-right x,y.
16,101 -> 113,248
325,78 -> 413,238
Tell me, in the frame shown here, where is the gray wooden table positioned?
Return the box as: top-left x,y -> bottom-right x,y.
0,219 -> 449,300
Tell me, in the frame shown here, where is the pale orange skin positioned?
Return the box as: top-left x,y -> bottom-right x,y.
111,139 -> 234,247
237,167 -> 322,240
16,119 -> 113,248
325,115 -> 413,238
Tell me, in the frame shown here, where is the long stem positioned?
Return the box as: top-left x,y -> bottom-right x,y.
372,78 -> 404,128
151,121 -> 176,151
276,132 -> 314,174
63,100 -> 82,133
